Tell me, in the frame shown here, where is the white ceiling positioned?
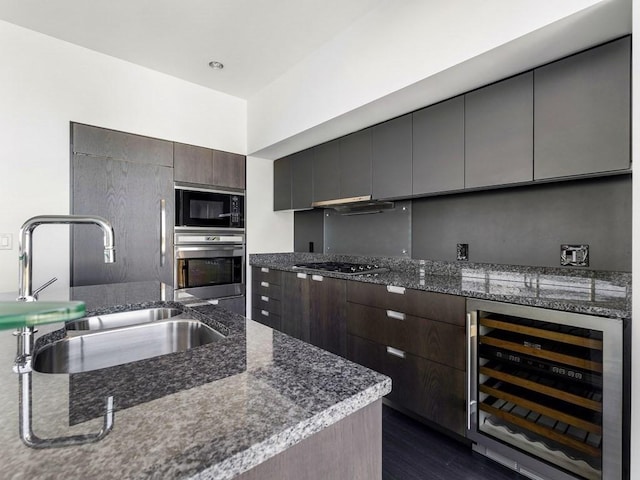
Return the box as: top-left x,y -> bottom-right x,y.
0,0 -> 387,99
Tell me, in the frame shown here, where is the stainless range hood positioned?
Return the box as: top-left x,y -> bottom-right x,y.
311,195 -> 395,215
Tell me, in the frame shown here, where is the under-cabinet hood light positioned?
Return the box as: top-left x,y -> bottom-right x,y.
208,61 -> 224,70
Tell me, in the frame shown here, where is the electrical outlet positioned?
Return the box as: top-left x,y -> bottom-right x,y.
457,243 -> 469,261
561,244 -> 589,267
0,233 -> 12,250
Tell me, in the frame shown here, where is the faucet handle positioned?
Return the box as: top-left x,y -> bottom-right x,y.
22,277 -> 58,301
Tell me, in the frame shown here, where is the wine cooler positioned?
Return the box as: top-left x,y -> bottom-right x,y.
466,299 -> 623,480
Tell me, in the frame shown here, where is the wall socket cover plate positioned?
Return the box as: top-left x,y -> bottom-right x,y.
457,243 -> 469,261
560,244 -> 589,267
0,233 -> 12,250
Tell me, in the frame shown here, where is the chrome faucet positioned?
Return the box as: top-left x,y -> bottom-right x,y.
18,215 -> 116,302
13,214 -> 116,448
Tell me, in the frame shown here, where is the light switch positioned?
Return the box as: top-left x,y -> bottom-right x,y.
0,233 -> 12,250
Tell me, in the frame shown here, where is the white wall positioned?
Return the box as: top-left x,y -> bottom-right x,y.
247,0 -> 617,157
0,20 -> 246,296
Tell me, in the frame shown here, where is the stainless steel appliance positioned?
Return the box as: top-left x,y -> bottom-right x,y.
467,299 -> 623,480
175,185 -> 244,229
174,230 -> 244,300
293,261 -> 388,276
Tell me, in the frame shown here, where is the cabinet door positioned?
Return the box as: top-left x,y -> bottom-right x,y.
412,97 -> 465,195
339,129 -> 372,198
212,150 -> 246,189
72,154 -> 174,286
291,149 -> 314,209
174,142 -> 213,185
465,72 -> 533,188
72,123 -> 173,167
534,37 -> 630,179
372,114 -> 412,199
281,271 -> 311,342
312,139 -> 341,202
309,275 -> 347,357
273,156 -> 292,211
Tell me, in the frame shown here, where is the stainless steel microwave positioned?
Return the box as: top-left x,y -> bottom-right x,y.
175,185 -> 244,229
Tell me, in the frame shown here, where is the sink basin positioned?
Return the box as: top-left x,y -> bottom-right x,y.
33,319 -> 225,374
66,307 -> 183,332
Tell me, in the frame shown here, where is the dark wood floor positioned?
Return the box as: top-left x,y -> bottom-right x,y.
382,406 -> 526,480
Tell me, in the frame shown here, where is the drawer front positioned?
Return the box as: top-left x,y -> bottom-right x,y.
252,293 -> 281,315
347,303 -> 465,370
252,277 -> 282,300
347,334 -> 466,436
252,307 -> 281,330
252,267 -> 283,286
347,281 -> 465,326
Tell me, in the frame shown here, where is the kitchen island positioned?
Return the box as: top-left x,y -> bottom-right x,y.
0,301 -> 391,479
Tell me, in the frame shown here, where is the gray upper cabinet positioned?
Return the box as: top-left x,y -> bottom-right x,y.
174,142 -> 213,185
313,139 -> 341,202
174,142 -> 245,190
273,156 -> 292,211
339,129 -> 372,199
72,123 -> 173,168
212,150 -> 246,190
534,37 -> 631,180
291,149 -> 314,209
465,72 -> 533,188
72,154 -> 174,286
372,114 -> 412,200
412,97 -> 464,195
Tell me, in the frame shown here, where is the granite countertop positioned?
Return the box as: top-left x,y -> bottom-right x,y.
0,301 -> 390,479
249,253 -> 631,319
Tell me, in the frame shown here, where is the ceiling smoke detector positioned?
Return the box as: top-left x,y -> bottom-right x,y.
208,61 -> 224,70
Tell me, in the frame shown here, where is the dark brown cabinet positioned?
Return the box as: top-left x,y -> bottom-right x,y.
346,281 -> 467,436
273,149 -> 314,211
465,72 -> 533,188
534,37 -> 630,180
308,274 -> 347,357
174,142 -> 246,189
339,129 -> 372,199
251,267 -> 283,330
273,156 -> 292,211
412,96 -> 465,195
312,140 -> 341,202
281,271 -> 311,342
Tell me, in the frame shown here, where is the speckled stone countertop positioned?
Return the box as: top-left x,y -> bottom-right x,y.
0,301 -> 390,479
250,253 -> 631,319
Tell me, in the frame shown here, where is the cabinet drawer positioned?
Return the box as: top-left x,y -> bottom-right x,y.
347,303 -> 465,370
252,267 -> 282,286
252,293 -> 281,315
347,334 -> 466,436
252,277 -> 282,300
252,307 -> 281,330
347,281 -> 465,326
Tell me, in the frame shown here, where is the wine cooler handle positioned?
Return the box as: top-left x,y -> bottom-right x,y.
467,312 -> 478,431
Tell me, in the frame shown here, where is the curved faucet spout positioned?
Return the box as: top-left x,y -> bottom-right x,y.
18,214 -> 116,301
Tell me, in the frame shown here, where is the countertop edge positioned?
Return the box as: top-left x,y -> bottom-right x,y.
191,380 -> 392,480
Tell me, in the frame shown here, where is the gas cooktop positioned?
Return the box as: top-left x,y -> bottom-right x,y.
292,261 -> 388,276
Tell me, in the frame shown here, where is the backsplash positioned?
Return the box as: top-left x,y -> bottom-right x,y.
294,175 -> 631,272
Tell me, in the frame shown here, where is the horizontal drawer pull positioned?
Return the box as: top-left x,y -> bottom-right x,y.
386,310 -> 406,321
386,346 -> 406,359
386,285 -> 405,295
261,267 -> 269,273
261,310 -> 269,317
311,275 -> 323,282
261,296 -> 269,302
260,281 -> 269,288
296,272 -> 308,279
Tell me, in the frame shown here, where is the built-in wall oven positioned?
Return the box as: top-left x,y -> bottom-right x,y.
174,230 -> 244,300
467,299 -> 623,480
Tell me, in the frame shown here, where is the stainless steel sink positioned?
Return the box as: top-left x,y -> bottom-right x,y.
33,319 -> 225,374
66,307 -> 183,332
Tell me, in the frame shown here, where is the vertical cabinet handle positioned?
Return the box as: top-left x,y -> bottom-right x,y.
386,285 -> 405,295
160,199 -> 166,267
386,310 -> 406,321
